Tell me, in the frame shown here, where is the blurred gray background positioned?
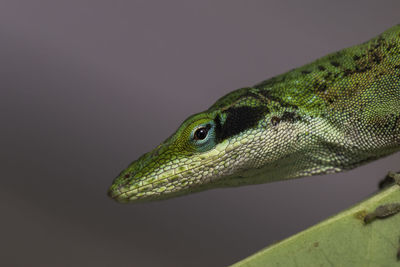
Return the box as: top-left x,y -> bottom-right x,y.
1,1 -> 400,266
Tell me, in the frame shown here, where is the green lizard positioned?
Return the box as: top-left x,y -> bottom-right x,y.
108,25 -> 400,256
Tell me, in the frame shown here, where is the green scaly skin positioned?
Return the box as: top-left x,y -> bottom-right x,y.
108,25 -> 400,205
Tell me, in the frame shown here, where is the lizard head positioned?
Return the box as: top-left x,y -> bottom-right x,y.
108,111 -> 225,203
107,88 -> 273,203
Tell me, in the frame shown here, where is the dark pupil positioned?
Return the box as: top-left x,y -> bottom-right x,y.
194,127 -> 208,140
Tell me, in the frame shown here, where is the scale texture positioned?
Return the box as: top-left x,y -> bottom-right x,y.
108,25 -> 400,203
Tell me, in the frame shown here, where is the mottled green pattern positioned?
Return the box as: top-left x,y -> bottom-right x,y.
108,25 -> 400,203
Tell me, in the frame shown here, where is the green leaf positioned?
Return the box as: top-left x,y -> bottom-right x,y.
232,185 -> 400,267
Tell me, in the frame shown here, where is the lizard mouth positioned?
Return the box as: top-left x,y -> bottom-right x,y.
107,186 -> 130,203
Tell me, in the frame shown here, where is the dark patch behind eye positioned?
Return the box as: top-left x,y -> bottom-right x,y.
215,106 -> 268,142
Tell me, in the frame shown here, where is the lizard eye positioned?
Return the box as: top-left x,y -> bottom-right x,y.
190,122 -> 216,152
193,127 -> 209,140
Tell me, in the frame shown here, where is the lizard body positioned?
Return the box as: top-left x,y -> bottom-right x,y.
108,25 -> 400,204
